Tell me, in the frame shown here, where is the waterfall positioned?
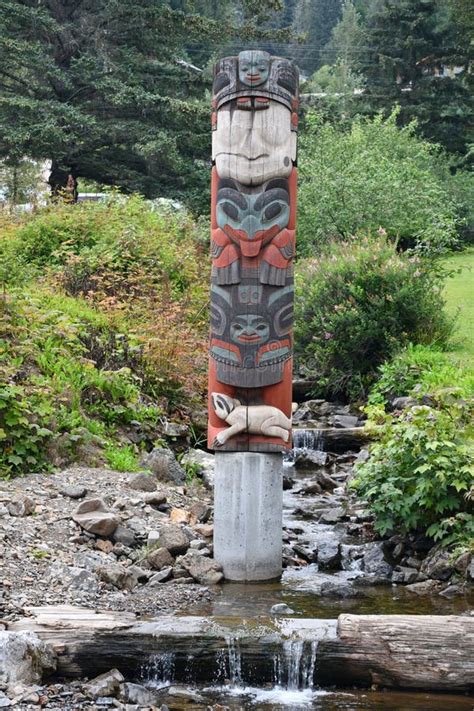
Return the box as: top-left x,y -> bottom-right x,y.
284,428 -> 327,466
142,652 -> 175,688
274,640 -> 318,690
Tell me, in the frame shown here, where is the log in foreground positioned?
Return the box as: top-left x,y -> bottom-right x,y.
7,607 -> 474,693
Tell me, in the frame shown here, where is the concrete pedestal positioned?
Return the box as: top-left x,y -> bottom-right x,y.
213,452 -> 283,581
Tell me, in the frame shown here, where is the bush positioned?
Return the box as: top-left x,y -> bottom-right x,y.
294,235 -> 452,400
298,109 -> 461,255
352,392 -> 473,547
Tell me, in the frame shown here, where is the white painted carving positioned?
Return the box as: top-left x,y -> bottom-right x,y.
211,392 -> 292,446
212,102 -> 297,186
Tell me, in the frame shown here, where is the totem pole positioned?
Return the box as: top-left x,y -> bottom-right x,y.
209,50 -> 299,581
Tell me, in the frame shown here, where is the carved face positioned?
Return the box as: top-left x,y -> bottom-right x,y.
211,392 -> 239,419
230,314 -> 270,345
213,101 -> 296,185
238,50 -> 270,87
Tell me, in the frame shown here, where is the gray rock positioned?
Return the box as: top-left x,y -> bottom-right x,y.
467,557 -> 474,582
84,669 -> 124,699
0,632 -> 56,684
119,682 -> 159,705
59,485 -> 87,499
147,530 -> 160,547
320,581 -> 359,598
189,501 -> 211,523
72,498 -> 119,537
439,584 -> 463,597
319,507 -> 346,524
332,414 -> 359,428
391,566 -> 422,585
128,472 -> 156,492
181,449 -> 215,488
420,546 -> 454,581
270,603 -> 295,615
158,525 -> 190,555
179,551 -> 223,585
7,496 -> 35,517
405,579 -> 441,595
141,447 -> 185,484
189,539 -> 207,550
147,547 -> 174,570
112,525 -> 136,548
391,396 -> 418,410
316,539 -> 341,571
96,564 -> 138,591
148,567 -> 173,585
164,421 -> 189,439
143,491 -> 167,506
167,686 -> 204,702
362,543 -> 393,578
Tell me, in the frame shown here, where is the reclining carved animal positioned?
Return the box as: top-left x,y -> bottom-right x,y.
211,392 -> 291,447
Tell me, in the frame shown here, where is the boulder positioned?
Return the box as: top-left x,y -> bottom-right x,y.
319,507 -> 346,524
7,496 -> 35,517
111,525 -> 136,548
119,682 -> 159,705
420,546 -> 454,581
392,566 -> 423,585
84,668 -> 124,699
270,603 -> 295,615
128,472 -> 156,492
189,502 -> 211,524
72,498 -> 119,537
143,491 -> 167,506
316,539 -> 341,571
181,449 -> 215,488
158,525 -> 190,555
362,543 -> 393,579
147,547 -> 174,570
141,447 -> 185,484
59,485 -> 87,499
149,567 -> 173,585
179,551 -> 223,585
0,632 -> 56,684
96,564 -> 138,591
332,414 -> 359,429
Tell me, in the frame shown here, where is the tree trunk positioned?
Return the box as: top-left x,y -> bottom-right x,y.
48,160 -> 78,202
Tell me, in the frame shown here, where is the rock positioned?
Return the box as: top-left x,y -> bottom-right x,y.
0,632 -> 56,684
59,485 -> 87,499
467,557 -> 474,582
392,566 -> 422,585
147,547 -> 174,570
169,507 -> 190,524
362,543 -> 393,578
405,579 -> 441,595
141,447 -> 185,484
439,584 -> 463,597
319,507 -> 346,524
119,682 -> 159,705
95,539 -> 114,554
332,414 -> 359,428
420,546 -> 454,581
147,530 -> 160,547
190,539 -> 207,550
128,472 -> 156,492
270,603 -> 295,615
320,581 -> 359,598
84,669 -> 124,699
7,496 -> 35,517
181,448 -> 215,488
72,498 -> 119,537
164,421 -> 189,439
158,525 -> 190,555
316,539 -> 341,571
194,523 -> 213,538
391,396 -> 418,410
149,567 -> 173,585
112,525 -> 136,548
282,472 -> 294,490
189,502 -> 211,525
453,551 -> 470,575
179,551 -> 223,585
96,564 -> 138,591
143,491 -> 167,506
167,686 -> 204,702
294,450 -> 329,467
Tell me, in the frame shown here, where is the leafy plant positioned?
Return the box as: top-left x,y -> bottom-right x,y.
104,444 -> 141,473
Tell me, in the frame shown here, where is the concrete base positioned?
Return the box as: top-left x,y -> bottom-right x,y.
213,452 -> 283,581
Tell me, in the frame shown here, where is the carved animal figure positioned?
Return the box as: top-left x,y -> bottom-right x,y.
211,392 -> 291,446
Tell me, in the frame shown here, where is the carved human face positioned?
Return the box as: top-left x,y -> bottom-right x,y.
213,101 -> 296,185
230,314 -> 270,345
238,50 -> 270,87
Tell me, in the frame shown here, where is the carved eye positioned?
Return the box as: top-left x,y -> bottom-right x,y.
264,203 -> 282,221
256,324 -> 267,332
222,201 -> 239,221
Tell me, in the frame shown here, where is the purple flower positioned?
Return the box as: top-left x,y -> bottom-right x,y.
324,332 -> 333,340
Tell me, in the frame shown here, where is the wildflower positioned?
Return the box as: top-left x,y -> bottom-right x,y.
324,332 -> 333,340
377,227 -> 387,236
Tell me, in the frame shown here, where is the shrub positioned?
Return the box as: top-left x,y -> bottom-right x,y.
298,109 -> 460,255
352,392 -> 473,547
104,444 -> 141,472
294,235 -> 452,400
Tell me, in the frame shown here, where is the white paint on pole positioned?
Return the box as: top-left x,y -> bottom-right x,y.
213,452 -> 283,581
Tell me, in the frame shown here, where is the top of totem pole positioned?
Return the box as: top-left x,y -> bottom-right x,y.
213,50 -> 299,112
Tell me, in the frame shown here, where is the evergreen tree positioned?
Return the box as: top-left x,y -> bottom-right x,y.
325,0 -> 365,71
360,0 -> 473,155
293,0 -> 343,74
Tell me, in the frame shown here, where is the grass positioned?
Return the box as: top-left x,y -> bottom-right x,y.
444,248 -> 474,366
104,444 -> 141,472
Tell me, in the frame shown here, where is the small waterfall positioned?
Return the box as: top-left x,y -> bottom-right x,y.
284,428 -> 327,466
226,636 -> 243,685
142,651 -> 175,688
274,640 -> 318,690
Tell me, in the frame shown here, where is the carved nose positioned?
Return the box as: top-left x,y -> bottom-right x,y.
240,215 -> 260,239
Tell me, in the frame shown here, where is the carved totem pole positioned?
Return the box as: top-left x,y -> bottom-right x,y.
208,50 -> 299,454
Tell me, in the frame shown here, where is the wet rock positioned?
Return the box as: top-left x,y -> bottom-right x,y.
112,525 -> 136,548
439,584 -> 463,597
147,547 -> 174,570
270,603 -> 295,615
7,496 -> 35,517
179,551 -> 223,585
167,686 -> 204,702
405,579 -> 441,595
0,632 -> 56,684
141,447 -> 185,484
128,472 -> 156,492
319,507 -> 346,524
282,472 -> 294,490
420,546 -> 454,581
320,581 -> 359,598
119,682 -> 159,705
294,450 -> 329,468
362,543 -> 393,578
181,449 -> 215,488
72,498 -> 119,537
59,485 -> 87,500
316,539 -> 341,571
158,525 -> 190,555
332,414 -> 358,428
391,566 -> 423,585
84,669 -> 124,699
96,564 -> 138,591
143,491 -> 167,507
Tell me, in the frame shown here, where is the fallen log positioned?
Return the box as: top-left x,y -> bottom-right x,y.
7,607 -> 474,693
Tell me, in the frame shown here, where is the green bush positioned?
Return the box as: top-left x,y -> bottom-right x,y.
352,393 -> 473,547
298,109 -> 461,255
294,235 -> 452,400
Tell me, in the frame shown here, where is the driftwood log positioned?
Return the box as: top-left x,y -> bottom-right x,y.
7,607 -> 474,692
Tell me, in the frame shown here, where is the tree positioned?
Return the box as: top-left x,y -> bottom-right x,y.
0,0 -> 289,212
324,0 -> 366,72
293,0 -> 343,74
360,0 -> 473,156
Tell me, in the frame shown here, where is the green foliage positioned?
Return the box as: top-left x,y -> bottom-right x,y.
298,110 -> 461,254
104,444 -> 141,472
294,235 -> 452,400
293,0 -> 343,73
352,392 -> 474,547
